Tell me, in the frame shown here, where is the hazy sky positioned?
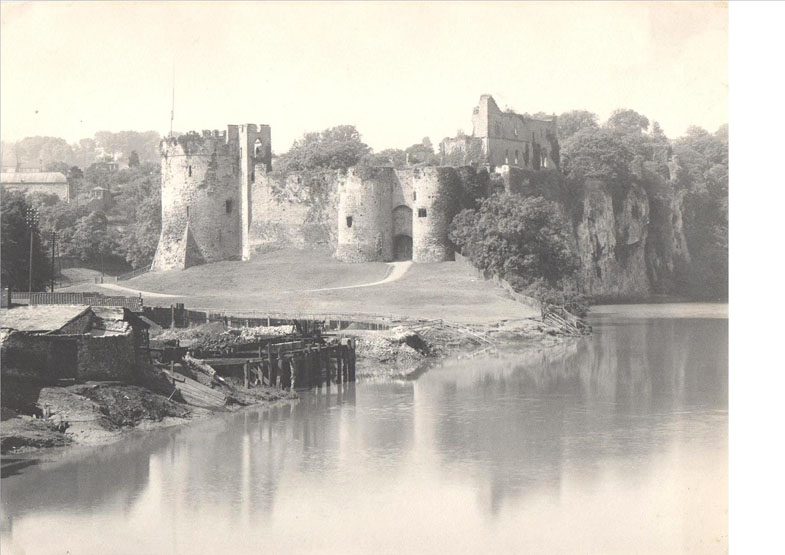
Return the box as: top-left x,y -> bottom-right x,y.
1,1 -> 727,152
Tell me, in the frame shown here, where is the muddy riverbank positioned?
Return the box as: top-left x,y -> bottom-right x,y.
1,317 -> 578,457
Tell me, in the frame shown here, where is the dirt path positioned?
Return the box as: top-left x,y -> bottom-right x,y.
301,261 -> 413,292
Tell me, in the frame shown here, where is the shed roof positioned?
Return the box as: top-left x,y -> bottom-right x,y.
91,306 -> 149,329
0,305 -> 92,333
0,172 -> 67,184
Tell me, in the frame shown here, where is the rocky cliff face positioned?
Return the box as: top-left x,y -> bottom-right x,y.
574,178 -> 651,299
571,161 -> 690,300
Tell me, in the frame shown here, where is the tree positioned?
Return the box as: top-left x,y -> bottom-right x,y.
14,136 -> 75,168
62,211 -> 119,264
361,149 -> 407,168
561,127 -> 635,184
605,109 -> 650,134
114,164 -> 162,268
1,192 -> 51,290
128,150 -> 140,168
449,194 -> 578,288
557,110 -> 599,141
404,137 -> 438,166
274,125 -> 371,173
671,124 -> 728,299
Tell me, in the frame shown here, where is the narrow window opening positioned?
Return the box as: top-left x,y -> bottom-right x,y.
346,216 -> 353,228
188,165 -> 192,177
418,208 -> 427,218
225,199 -> 233,214
413,191 -> 417,201
505,149 -> 509,165
515,150 -> 519,165
186,205 -> 190,218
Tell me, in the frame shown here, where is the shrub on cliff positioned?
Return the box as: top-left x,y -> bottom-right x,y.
561,127 -> 635,187
449,194 -> 579,290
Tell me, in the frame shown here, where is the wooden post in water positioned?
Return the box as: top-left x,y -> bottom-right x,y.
243,361 -> 250,389
170,360 -> 175,385
275,347 -> 286,389
267,345 -> 275,387
336,344 -> 341,382
348,339 -> 356,382
303,349 -> 312,389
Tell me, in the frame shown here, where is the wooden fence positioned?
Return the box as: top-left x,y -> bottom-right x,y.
24,292 -> 144,311
143,304 -> 394,331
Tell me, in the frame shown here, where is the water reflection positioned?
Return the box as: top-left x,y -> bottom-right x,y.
1,306 -> 727,554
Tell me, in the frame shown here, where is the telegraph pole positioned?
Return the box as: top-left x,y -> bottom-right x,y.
50,230 -> 57,292
24,206 -> 39,295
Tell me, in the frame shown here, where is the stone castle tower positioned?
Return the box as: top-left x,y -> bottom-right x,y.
151,124 -> 271,271
336,166 -> 463,263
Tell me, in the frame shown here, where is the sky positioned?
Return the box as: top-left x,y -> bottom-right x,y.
0,1 -> 727,152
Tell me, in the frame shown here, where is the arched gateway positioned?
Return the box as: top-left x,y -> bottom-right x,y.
392,205 -> 413,261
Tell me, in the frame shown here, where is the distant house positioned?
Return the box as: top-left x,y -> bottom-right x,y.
88,186 -> 112,211
0,171 -> 70,202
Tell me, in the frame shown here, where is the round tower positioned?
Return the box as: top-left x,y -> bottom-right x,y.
336,167 -> 395,262
410,167 -> 462,263
152,130 -> 241,270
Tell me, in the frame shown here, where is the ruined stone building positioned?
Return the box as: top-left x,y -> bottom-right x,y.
440,95 -> 559,171
152,96 -> 558,269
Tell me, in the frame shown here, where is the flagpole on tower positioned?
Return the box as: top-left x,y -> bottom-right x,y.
170,62 -> 175,137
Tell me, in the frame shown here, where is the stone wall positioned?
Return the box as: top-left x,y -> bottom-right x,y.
76,333 -> 136,382
0,331 -> 136,382
248,171 -> 341,254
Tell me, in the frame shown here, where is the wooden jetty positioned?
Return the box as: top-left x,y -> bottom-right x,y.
156,334 -> 357,394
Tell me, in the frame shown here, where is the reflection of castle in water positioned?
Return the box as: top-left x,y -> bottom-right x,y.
413,316 -> 728,514
1,317 -> 727,536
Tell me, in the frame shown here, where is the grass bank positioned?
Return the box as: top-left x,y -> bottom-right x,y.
66,248 -> 540,323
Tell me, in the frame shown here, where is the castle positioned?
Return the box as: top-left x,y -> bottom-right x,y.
151,96 -> 557,270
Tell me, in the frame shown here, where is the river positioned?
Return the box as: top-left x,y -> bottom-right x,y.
1,303 -> 728,554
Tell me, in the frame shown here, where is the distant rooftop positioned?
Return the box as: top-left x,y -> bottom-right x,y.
0,305 -> 91,333
0,172 -> 67,184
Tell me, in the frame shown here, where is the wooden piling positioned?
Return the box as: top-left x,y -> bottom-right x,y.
243,361 -> 249,389
348,339 -> 356,382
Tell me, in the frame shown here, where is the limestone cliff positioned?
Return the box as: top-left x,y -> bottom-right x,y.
574,178 -> 652,298
502,160 -> 691,301
570,162 -> 690,300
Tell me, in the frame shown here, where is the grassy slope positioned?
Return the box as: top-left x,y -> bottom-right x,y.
71,248 -> 538,323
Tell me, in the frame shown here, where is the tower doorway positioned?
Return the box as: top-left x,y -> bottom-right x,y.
392,205 -> 413,261
394,234 -> 413,261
